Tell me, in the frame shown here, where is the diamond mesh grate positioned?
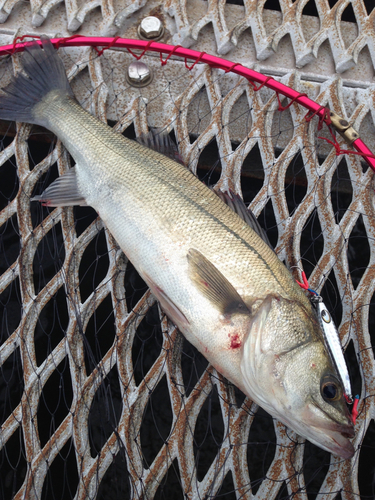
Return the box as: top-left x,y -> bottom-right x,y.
0,0 -> 374,76
0,38 -> 374,499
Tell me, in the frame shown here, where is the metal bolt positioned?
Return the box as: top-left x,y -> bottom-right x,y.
138,16 -> 164,40
126,61 -> 153,87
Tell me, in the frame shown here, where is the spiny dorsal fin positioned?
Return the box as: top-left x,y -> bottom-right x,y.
215,190 -> 274,251
137,128 -> 185,165
187,248 -> 251,316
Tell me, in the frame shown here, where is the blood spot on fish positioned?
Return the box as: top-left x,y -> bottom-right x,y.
230,334 -> 241,349
311,363 -> 316,369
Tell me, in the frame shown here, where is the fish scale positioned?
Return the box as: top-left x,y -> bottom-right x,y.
0,37 -> 355,458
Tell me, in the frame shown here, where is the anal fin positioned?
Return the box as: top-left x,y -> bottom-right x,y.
31,166 -> 87,207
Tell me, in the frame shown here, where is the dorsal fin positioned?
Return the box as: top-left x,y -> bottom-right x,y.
137,128 -> 185,165
215,190 -> 274,251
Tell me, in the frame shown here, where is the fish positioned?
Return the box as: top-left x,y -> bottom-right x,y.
0,37 -> 355,458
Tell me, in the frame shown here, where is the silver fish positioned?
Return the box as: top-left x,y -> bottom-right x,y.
0,38 -> 355,458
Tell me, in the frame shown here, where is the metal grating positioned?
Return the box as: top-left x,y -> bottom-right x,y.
0,0 -> 374,75
0,39 -> 374,499
0,0 -> 374,72
0,2 -> 374,500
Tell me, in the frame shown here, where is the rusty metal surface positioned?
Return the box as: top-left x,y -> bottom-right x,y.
0,1 -> 374,151
0,1 -> 373,84
0,2 -> 374,500
0,40 -> 374,499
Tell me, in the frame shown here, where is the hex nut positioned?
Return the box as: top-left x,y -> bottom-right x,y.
126,61 -> 153,87
138,16 -> 164,40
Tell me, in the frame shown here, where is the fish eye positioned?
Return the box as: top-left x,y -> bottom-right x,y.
321,375 -> 342,402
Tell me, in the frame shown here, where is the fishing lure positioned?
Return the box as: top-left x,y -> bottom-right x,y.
297,272 -> 357,416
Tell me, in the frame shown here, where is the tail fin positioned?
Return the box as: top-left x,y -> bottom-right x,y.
0,37 -> 74,125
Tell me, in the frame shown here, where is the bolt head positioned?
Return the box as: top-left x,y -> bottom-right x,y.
126,61 -> 153,87
138,16 -> 164,40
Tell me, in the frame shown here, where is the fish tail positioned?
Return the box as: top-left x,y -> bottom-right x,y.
0,37 -> 74,126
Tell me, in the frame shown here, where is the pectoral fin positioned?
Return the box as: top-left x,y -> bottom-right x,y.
187,248 -> 251,316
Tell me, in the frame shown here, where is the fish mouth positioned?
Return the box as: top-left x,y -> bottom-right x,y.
310,397 -> 355,432
308,422 -> 355,459
340,426 -> 355,439
306,399 -> 355,458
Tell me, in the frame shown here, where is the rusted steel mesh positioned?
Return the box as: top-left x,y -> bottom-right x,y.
0,42 -> 374,499
0,0 -> 374,78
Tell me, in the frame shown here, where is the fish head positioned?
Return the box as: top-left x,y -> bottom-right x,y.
240,295 -> 355,458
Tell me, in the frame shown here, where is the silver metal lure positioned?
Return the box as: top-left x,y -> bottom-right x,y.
314,298 -> 353,403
